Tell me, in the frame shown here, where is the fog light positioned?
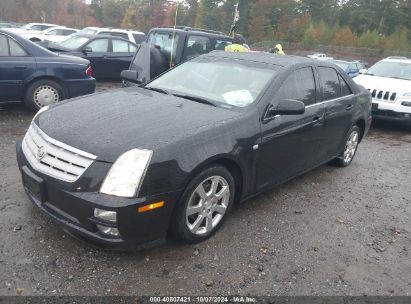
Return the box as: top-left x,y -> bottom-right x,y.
96,224 -> 120,237
94,208 -> 117,223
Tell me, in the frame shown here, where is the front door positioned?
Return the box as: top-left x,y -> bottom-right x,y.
108,39 -> 138,78
0,34 -> 36,102
81,38 -> 110,79
256,66 -> 326,190
318,66 -> 355,158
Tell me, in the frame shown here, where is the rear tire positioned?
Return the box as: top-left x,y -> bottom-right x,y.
24,79 -> 65,111
171,166 -> 235,244
331,125 -> 360,167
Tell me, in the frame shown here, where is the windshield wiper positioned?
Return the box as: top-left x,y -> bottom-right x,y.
172,93 -> 217,107
144,86 -> 169,95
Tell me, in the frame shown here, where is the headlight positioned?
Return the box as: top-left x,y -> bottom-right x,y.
100,149 -> 152,198
32,105 -> 49,121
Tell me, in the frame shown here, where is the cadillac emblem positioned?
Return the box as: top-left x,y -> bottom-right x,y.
36,146 -> 46,161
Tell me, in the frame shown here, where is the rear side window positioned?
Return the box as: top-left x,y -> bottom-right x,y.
318,67 -> 340,101
339,74 -> 353,96
132,34 -> 145,44
112,39 -> 136,53
183,35 -> 211,61
0,34 -> 8,56
276,67 -> 317,106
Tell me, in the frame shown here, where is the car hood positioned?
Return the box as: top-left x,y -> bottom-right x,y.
354,74 -> 411,95
36,87 -> 243,162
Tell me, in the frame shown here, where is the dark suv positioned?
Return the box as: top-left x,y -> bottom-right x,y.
121,26 -> 234,84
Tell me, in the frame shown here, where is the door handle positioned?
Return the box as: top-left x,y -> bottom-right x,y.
313,116 -> 323,126
346,104 -> 354,111
14,65 -> 27,69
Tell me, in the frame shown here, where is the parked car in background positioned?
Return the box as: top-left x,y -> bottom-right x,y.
16,52 -> 371,249
7,23 -> 59,35
122,26 -> 234,84
0,29 -> 95,111
0,22 -> 22,29
307,53 -> 333,60
75,27 -> 146,44
354,56 -> 411,124
23,26 -> 78,43
48,35 -> 138,79
331,60 -> 366,78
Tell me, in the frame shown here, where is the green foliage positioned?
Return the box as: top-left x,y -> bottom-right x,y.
358,30 -> 382,49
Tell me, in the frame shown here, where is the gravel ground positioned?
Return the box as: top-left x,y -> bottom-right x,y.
0,83 -> 410,296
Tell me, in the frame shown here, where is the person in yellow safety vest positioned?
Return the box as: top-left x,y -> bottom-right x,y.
225,34 -> 249,53
274,43 -> 285,55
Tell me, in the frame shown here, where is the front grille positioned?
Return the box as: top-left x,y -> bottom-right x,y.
368,89 -> 397,102
22,123 -> 97,182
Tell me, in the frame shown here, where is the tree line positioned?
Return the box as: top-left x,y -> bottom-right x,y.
1,0 -> 410,51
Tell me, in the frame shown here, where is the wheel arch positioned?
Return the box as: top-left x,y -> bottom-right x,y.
183,156 -> 244,205
24,76 -> 67,99
354,118 -> 366,142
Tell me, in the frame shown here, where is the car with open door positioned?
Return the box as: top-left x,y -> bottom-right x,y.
16,52 -> 371,249
48,35 -> 138,79
121,26 -> 234,85
0,29 -> 95,111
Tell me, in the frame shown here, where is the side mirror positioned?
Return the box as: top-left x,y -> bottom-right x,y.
359,69 -> 367,74
121,69 -> 139,84
82,46 -> 92,54
266,99 -> 305,118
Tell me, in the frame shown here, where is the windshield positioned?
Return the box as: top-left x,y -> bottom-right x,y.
58,36 -> 90,50
333,62 -> 349,71
367,61 -> 411,80
147,57 -> 279,108
77,28 -> 98,35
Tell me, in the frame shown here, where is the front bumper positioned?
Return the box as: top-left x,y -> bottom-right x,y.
16,141 -> 180,250
372,99 -> 411,123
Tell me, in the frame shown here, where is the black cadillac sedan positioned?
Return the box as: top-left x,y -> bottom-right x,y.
16,52 -> 371,249
0,29 -> 95,111
48,35 -> 138,79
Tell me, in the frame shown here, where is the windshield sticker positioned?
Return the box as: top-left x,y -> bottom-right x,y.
222,90 -> 253,107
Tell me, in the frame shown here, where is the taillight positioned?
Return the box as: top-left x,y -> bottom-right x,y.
86,66 -> 93,76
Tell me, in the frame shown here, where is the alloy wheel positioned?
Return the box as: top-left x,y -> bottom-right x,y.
343,130 -> 359,164
186,176 -> 230,235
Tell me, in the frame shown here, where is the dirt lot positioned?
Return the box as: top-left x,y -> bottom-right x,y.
0,83 -> 410,296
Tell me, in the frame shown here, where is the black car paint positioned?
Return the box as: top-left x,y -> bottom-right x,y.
49,35 -> 138,79
16,53 -> 371,249
0,29 -> 95,103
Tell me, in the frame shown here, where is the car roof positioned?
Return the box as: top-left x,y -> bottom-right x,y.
102,28 -> 145,35
151,26 -> 231,38
72,34 -> 138,44
383,56 -> 411,63
203,51 -> 314,67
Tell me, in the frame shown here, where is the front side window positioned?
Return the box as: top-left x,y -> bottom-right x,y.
30,25 -> 42,31
183,35 -> 211,60
276,67 -> 317,106
9,38 -> 27,56
339,74 -> 353,96
319,67 -> 340,101
0,34 -> 8,56
148,32 -> 179,62
86,39 -> 109,52
147,57 -> 279,108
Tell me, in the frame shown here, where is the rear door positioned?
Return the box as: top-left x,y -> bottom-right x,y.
319,66 -> 355,158
81,38 -> 110,79
107,39 -> 138,78
0,34 -> 36,102
257,66 -> 326,189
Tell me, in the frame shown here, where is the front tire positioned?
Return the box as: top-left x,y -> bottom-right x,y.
24,79 -> 64,111
332,125 -> 360,167
171,166 -> 235,244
